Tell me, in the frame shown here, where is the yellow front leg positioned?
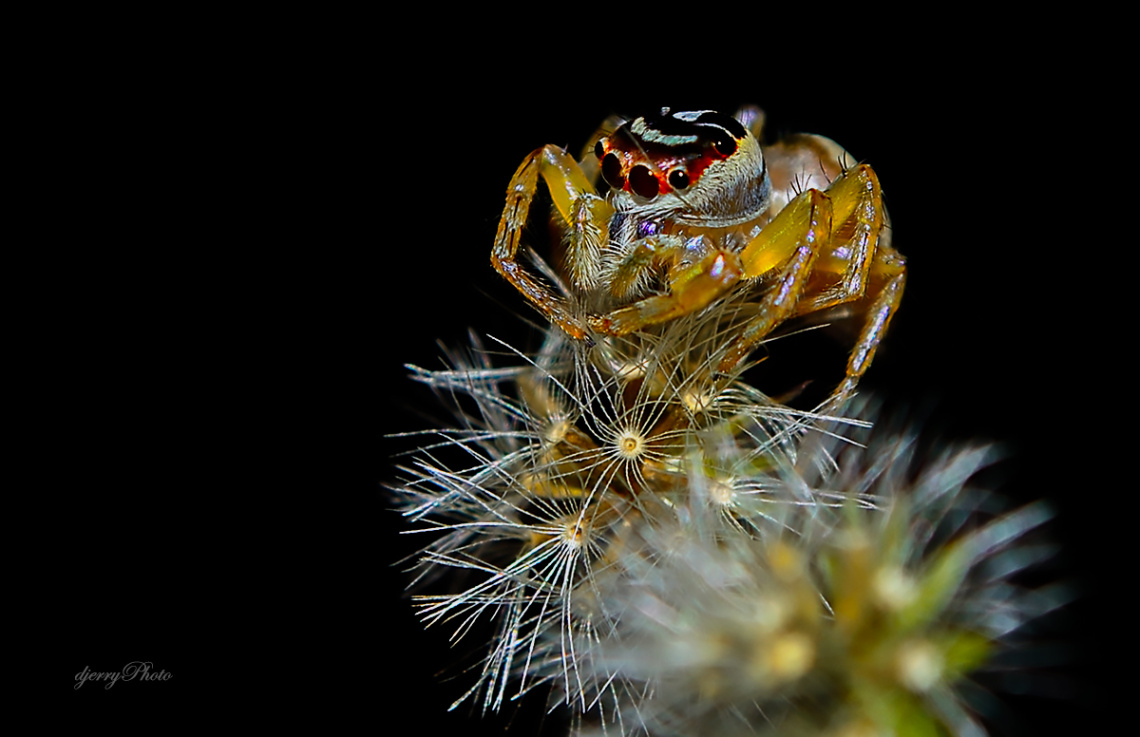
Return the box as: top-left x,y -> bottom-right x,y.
590,250 -> 744,336
491,145 -> 613,339
738,184 -> 833,280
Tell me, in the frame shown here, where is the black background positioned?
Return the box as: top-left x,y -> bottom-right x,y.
49,16 -> 1123,735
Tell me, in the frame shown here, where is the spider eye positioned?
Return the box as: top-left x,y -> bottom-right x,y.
668,169 -> 689,190
602,153 -> 625,189
594,139 -> 605,159
713,137 -> 737,157
629,165 -> 659,198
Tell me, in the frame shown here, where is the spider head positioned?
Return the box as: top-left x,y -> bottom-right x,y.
594,108 -> 771,226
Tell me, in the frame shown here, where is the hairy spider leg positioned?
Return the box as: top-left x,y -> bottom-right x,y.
492,145 -> 614,340
588,248 -> 746,336
586,178 -> 838,342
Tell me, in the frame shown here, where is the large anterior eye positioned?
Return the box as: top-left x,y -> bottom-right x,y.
601,153 -> 625,189
628,165 -> 659,198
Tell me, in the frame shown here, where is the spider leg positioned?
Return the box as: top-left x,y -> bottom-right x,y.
789,164 -> 906,404
589,249 -> 745,336
793,164 -> 892,315
734,104 -> 766,139
833,268 -> 905,402
717,189 -> 833,373
492,145 -> 613,340
602,234 -> 687,300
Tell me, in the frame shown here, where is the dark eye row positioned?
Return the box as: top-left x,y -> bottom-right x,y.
596,142 -> 692,199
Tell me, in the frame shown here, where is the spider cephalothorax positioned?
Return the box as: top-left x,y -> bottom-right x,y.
595,109 -> 771,228
491,105 -> 906,403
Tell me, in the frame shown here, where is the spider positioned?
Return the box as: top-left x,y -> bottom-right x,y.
491,106 -> 906,403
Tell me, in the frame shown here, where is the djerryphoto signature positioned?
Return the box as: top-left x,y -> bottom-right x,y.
75,661 -> 172,689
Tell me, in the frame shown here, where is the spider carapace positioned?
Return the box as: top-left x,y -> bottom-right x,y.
491,106 -> 906,403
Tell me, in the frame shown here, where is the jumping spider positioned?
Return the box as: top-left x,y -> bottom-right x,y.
491,106 -> 906,403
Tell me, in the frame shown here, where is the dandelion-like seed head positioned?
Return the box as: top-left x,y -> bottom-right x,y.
393,262 -> 1062,736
